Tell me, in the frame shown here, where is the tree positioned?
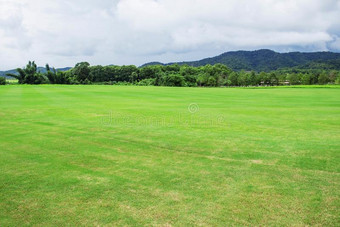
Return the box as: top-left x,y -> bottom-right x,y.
89,65 -> 105,82
105,66 -> 120,82
184,74 -> 197,87
335,76 -> 340,85
72,62 -> 91,83
211,64 -> 231,86
277,73 -> 287,84
318,72 -> 329,85
269,72 -> 279,86
238,71 -> 250,86
137,78 -> 156,86
0,77 -> 6,85
249,71 -> 257,86
44,64 -> 70,84
196,72 -> 209,86
59,71 -> 69,84
207,76 -> 217,87
179,65 -> 198,87
328,71 -> 338,84
310,73 -> 319,84
259,72 -> 270,85
180,65 -> 198,77
162,74 -> 185,87
164,64 -> 180,72
45,64 -> 57,84
301,73 -> 312,85
6,61 -> 46,84
118,65 -> 139,82
65,71 -> 79,84
228,72 -> 239,86
139,65 -> 162,81
131,72 -> 139,83
287,73 -> 300,85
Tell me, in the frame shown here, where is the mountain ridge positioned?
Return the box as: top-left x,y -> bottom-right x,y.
141,49 -> 340,71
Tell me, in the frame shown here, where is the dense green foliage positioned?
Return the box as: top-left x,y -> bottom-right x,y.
144,49 -> 340,71
0,85 -> 339,225
6,61 -> 340,86
0,77 -> 6,85
0,67 -> 71,79
6,61 -> 48,84
2,50 -> 340,79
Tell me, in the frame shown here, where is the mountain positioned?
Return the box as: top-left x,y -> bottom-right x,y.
140,62 -> 165,67
142,49 -> 340,71
0,69 -> 18,78
0,67 -> 72,78
2,50 -> 340,77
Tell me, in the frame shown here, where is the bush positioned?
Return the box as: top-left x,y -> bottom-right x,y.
162,74 -> 185,87
184,75 -> 197,87
82,79 -> 92,85
335,77 -> 340,85
102,81 -> 115,85
115,81 -> 133,86
207,76 -> 217,87
287,73 -> 301,85
0,77 -> 6,85
318,73 -> 329,85
138,78 -> 155,86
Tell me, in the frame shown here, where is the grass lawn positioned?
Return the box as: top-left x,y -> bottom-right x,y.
0,85 -> 339,226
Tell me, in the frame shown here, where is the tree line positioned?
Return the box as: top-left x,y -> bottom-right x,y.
2,61 -> 340,86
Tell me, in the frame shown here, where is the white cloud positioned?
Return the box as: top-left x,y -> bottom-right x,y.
328,35 -> 340,50
0,0 -> 339,70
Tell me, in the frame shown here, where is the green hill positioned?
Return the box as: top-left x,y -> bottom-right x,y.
143,49 -> 340,71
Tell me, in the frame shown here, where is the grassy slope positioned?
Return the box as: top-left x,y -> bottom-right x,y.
0,85 -> 339,226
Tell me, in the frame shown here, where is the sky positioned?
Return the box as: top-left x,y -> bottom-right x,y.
0,0 -> 340,70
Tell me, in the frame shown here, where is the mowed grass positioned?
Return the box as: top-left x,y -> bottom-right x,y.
0,85 -> 339,226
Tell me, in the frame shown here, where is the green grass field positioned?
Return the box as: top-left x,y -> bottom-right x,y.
0,85 -> 339,226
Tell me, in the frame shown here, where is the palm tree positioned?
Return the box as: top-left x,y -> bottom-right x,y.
45,64 -> 57,84
6,61 -> 45,84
